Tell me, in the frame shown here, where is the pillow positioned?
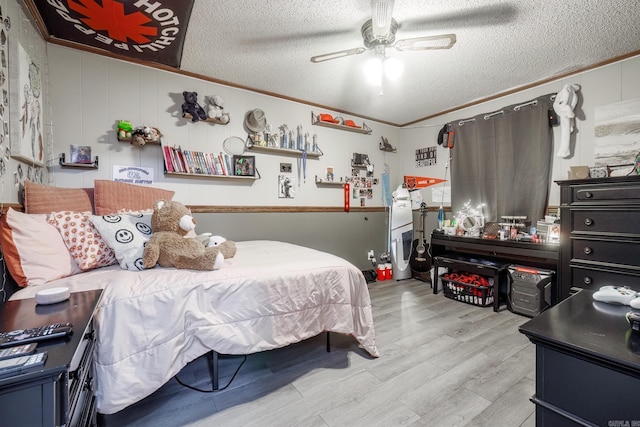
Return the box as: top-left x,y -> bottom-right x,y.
23,180 -> 94,214
89,213 -> 153,271
94,180 -> 174,215
0,208 -> 82,287
47,211 -> 117,271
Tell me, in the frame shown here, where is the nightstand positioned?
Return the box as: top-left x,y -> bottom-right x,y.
0,289 -> 103,426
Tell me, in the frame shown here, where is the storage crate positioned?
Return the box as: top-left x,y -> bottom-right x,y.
441,272 -> 494,307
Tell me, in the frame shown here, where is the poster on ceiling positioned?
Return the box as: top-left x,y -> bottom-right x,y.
31,0 -> 195,67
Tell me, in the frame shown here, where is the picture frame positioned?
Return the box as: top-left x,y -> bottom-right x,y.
9,39 -> 44,166
233,155 -> 255,177
70,144 -> 92,164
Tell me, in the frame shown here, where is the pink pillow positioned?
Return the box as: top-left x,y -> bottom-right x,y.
47,211 -> 117,271
94,180 -> 174,215
23,180 -> 94,214
0,208 -> 82,287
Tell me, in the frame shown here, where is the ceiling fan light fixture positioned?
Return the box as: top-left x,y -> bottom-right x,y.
363,55 -> 403,87
364,57 -> 383,87
384,56 -> 403,81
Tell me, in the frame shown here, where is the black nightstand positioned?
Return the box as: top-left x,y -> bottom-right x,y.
0,289 -> 102,426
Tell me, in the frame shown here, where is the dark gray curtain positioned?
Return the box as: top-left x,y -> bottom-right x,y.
449,94 -> 554,226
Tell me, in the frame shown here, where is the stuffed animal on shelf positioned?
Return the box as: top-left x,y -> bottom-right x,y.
130,126 -> 162,146
553,83 -> 581,158
205,95 -> 230,124
142,199 -> 224,271
182,91 -> 207,122
131,126 -> 151,146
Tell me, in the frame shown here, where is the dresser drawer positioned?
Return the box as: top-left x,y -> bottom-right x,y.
571,265 -> 640,291
567,182 -> 640,205
571,238 -> 640,268
571,208 -> 640,236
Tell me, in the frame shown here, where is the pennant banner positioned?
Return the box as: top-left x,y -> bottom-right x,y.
404,176 -> 446,189
33,0 -> 195,67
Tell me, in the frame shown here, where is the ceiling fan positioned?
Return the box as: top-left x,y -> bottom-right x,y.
310,0 -> 457,63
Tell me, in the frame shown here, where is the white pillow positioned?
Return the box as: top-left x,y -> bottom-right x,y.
89,213 -> 153,271
0,208 -> 81,286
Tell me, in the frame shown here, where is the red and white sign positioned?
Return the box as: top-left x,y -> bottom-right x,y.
403,176 -> 446,189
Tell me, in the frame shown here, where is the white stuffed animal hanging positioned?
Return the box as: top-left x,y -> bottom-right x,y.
553,84 -> 581,158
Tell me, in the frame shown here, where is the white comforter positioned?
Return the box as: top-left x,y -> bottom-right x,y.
11,240 -> 378,414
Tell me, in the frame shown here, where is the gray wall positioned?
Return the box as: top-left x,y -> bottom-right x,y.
194,210 -> 389,271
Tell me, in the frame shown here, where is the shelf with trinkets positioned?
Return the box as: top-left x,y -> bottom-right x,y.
315,175 -> 345,186
311,112 -> 372,135
59,153 -> 98,169
247,138 -> 323,158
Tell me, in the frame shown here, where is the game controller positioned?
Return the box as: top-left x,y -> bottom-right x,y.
593,286 -> 640,309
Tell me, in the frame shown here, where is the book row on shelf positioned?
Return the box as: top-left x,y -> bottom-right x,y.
163,145 -> 234,176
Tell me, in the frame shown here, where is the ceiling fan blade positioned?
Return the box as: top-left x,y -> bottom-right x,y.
394,33 -> 457,51
310,47 -> 367,63
371,0 -> 395,37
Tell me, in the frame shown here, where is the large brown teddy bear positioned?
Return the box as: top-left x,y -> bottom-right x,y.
142,199 -> 228,271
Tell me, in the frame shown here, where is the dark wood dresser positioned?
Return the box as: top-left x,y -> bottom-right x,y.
0,290 -> 102,426
558,175 -> 640,298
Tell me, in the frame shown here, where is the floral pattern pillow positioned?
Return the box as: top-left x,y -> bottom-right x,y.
47,211 -> 117,271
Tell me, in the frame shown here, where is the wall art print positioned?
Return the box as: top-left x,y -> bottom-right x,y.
594,98 -> 640,176
9,39 -> 43,166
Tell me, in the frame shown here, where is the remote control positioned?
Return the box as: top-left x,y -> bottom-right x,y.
0,343 -> 37,361
0,352 -> 47,377
0,323 -> 73,348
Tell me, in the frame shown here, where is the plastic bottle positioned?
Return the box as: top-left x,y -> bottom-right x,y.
437,205 -> 444,229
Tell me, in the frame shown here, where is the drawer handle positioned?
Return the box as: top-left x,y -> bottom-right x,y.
583,247 -> 592,255
584,218 -> 593,226
583,276 -> 592,285
583,191 -> 593,199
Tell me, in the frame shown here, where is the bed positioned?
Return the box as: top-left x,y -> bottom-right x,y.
6,239 -> 379,414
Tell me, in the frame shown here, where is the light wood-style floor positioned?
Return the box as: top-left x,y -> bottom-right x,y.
99,278 -> 536,427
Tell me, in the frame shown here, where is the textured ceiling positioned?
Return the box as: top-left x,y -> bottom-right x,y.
28,0 -> 640,127
178,0 -> 640,126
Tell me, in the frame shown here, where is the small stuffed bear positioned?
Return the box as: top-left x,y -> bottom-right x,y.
142,199 -> 224,271
208,235 -> 237,259
182,91 -> 207,122
188,232 -> 237,259
205,95 -> 230,124
131,125 -> 156,146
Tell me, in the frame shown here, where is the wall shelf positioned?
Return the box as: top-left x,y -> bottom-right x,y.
164,171 -> 259,181
351,161 -> 370,169
117,135 -> 160,145
183,113 -> 229,124
59,153 -> 98,169
379,138 -> 396,152
315,176 -> 344,186
248,143 -> 323,158
311,112 -> 372,135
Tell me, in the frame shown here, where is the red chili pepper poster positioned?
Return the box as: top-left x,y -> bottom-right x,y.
32,0 -> 194,67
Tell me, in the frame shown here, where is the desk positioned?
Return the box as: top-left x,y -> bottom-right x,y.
519,289 -> 640,426
430,233 -> 560,309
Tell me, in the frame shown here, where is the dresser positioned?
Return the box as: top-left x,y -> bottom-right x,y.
0,290 -> 102,426
558,176 -> 640,299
